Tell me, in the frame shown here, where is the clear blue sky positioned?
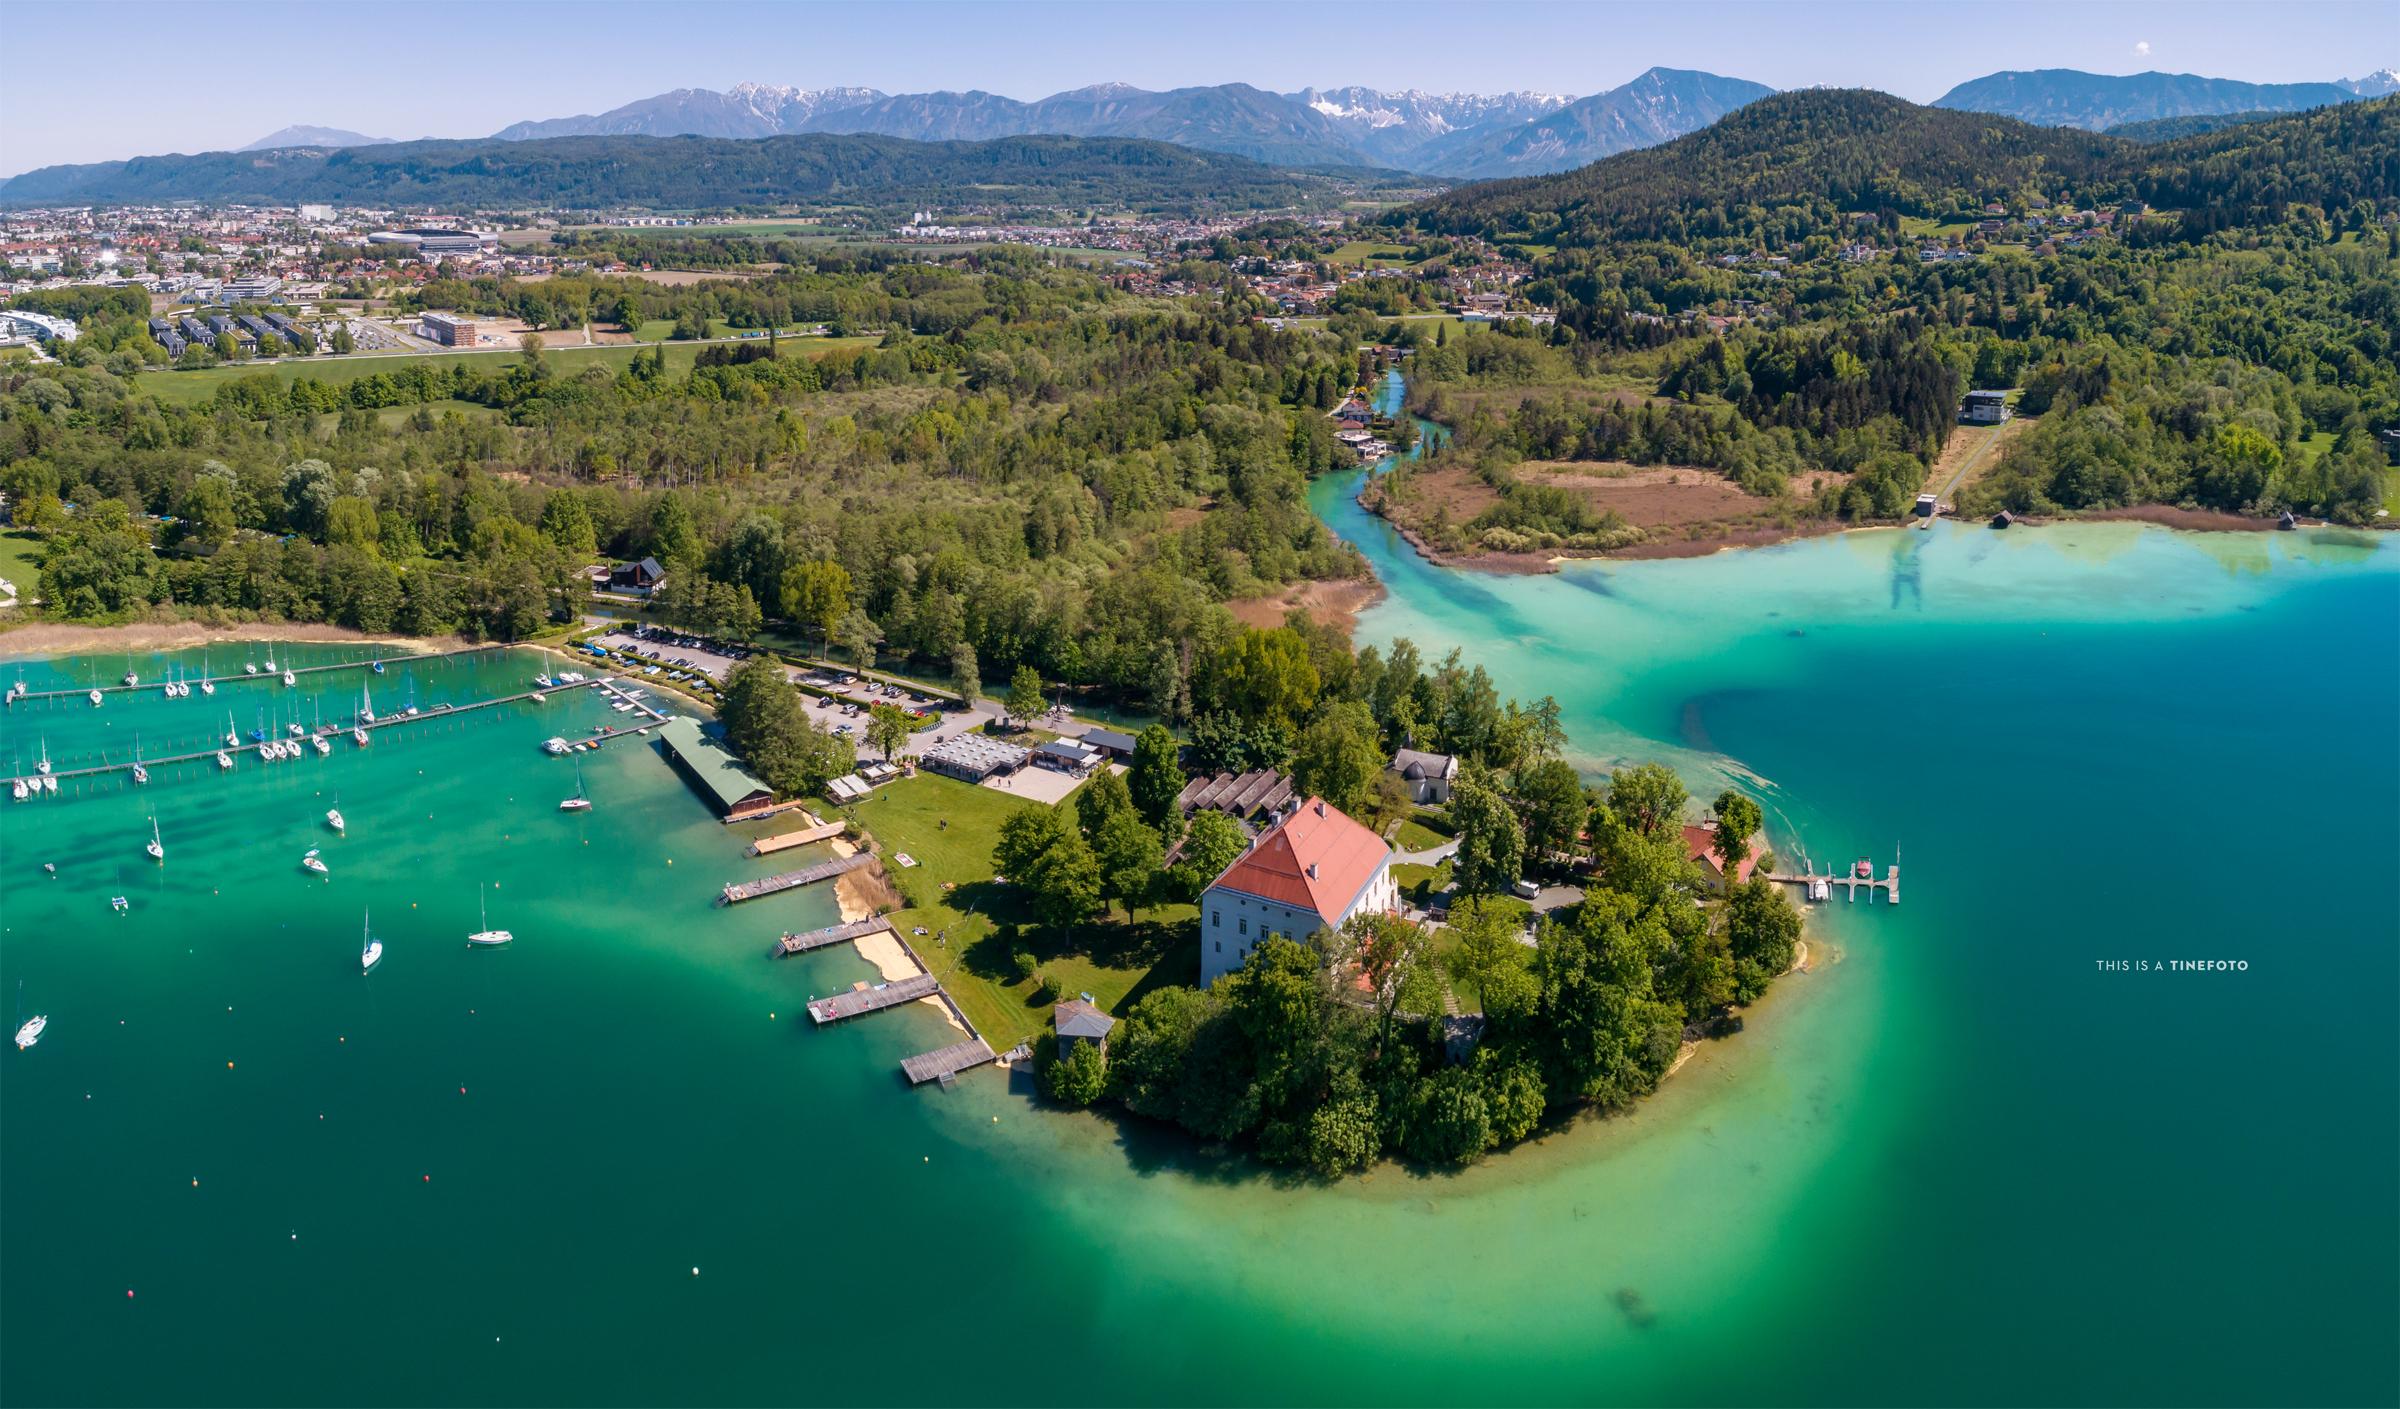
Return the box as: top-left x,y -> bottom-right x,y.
2,0 -> 2391,174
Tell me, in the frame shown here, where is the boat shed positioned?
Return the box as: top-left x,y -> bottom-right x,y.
656,716 -> 777,820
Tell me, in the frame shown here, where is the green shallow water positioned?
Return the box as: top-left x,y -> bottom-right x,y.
6,504 -> 2399,1402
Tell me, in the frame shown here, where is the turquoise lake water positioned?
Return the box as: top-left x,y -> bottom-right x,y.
4,400 -> 2397,1402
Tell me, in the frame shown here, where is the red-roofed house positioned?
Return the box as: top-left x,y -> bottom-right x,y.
1200,797 -> 1397,986
1683,822 -> 1759,890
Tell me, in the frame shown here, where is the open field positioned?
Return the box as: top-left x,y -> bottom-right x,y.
0,530 -> 43,599
827,771 -> 1194,1048
1324,239 -> 1417,267
132,336 -> 883,406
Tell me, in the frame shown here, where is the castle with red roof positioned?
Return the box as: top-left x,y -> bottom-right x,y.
1199,797 -> 1397,986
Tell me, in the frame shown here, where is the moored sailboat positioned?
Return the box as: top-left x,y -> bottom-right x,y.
467,884 -> 512,947
145,817 -> 165,862
360,909 -> 382,973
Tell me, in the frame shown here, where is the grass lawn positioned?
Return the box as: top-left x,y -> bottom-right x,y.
1393,812 -> 1453,852
0,529 -> 43,595
1325,239 -> 1416,268
827,771 -> 1196,1047
133,336 -> 882,407
2384,468 -> 2400,518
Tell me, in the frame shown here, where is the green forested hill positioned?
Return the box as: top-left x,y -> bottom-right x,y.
1402,91 -> 2399,245
0,132 -> 1398,214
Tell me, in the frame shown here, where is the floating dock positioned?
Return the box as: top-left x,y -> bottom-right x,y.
806,973 -> 940,1023
4,645 -> 503,705
748,815 -> 847,855
1762,863 -> 1900,905
720,851 -> 871,905
775,916 -> 893,957
6,678 -> 626,790
901,1038 -> 996,1085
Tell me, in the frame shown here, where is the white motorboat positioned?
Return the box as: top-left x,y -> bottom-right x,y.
282,669 -> 297,686
466,885 -> 511,947
245,662 -> 259,675
543,737 -> 570,756
145,817 -> 164,862
302,849 -> 329,876
217,751 -> 233,770
132,763 -> 149,785
15,1014 -> 46,1050
360,909 -> 381,973
88,688 -> 102,707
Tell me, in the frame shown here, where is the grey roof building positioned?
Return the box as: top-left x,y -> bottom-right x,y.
1054,998 -> 1117,1054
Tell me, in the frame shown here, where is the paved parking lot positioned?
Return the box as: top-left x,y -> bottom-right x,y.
980,760 -> 1119,804
589,630 -> 998,760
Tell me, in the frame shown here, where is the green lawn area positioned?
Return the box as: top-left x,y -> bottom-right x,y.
0,529 -> 43,596
2384,468 -> 2400,518
133,336 -> 882,407
1899,215 -> 1977,239
1325,239 -> 1416,268
827,771 -> 1196,1047
2292,430 -> 2336,467
1393,811 -> 1453,853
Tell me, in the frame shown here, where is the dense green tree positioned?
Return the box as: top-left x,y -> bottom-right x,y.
1005,664 -> 1046,724
720,655 -> 847,796
1043,1040 -> 1108,1107
1726,878 -> 1802,1002
1711,790 -> 1764,879
1128,724 -> 1185,831
1290,700 -> 1386,816
865,702 -> 913,761
1169,809 -> 1248,898
1516,758 -> 1590,859
1094,809 -> 1165,921
1449,769 -> 1526,898
948,640 -> 981,706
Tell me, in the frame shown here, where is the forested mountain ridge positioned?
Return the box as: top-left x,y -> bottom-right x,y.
1401,92 -> 2400,245
1933,67 -> 2372,130
1400,90 -> 2128,243
0,131 -> 1400,213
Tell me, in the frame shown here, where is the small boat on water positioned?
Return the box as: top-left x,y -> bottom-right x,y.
36,740 -> 51,775
122,665 -> 138,687
132,763 -> 149,785
10,780 -> 27,802
466,884 -> 511,947
245,662 -> 259,675
360,908 -> 382,973
110,895 -> 128,913
200,676 -> 215,696
217,751 -> 233,770
15,1014 -> 46,1050
327,796 -> 345,832
282,669 -> 297,687
543,737 -> 570,756
1807,876 -> 1831,902
302,848 -> 329,876
263,655 -> 277,673
360,684 -> 376,724
559,759 -> 592,812
224,714 -> 240,749
88,688 -> 102,707
353,726 -> 370,747
200,652 -> 215,695
313,735 -> 330,756
145,817 -> 165,862
287,722 -> 306,738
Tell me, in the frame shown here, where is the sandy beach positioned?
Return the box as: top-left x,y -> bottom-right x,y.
824,839 -> 961,1033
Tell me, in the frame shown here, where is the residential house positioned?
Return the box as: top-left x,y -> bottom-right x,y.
1962,390 -> 2011,425
1080,727 -> 1137,760
1032,738 -> 1103,775
607,557 -> 667,596
1387,748 -> 1459,805
1682,821 -> 1759,891
1200,797 -> 1398,986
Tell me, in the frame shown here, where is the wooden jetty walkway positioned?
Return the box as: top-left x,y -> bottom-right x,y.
720,850 -> 871,905
775,916 -> 892,957
806,973 -> 940,1023
901,1038 -> 996,1085
748,814 -> 846,855
5,644 -> 503,705
1762,863 -> 1901,905
5,678 -> 620,789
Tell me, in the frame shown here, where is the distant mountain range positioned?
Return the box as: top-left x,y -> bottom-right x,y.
1932,68 -> 2397,130
476,70 -> 1768,177
242,125 -> 394,151
0,132 -> 1397,213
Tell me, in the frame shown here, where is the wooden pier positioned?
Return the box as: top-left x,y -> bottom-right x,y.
775,916 -> 893,957
720,851 -> 871,905
806,973 -> 940,1024
901,1038 -> 997,1085
4,644 -> 503,705
1762,863 -> 1901,905
748,814 -> 847,855
5,678 -> 627,790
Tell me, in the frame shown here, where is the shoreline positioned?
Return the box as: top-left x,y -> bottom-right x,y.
825,838 -> 962,1034
0,619 -> 477,657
